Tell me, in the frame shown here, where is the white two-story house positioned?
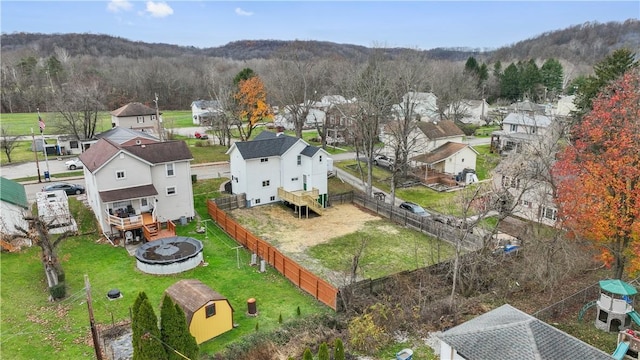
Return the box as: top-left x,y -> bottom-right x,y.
191,100 -> 222,125
226,131 -> 331,216
110,102 -> 161,137
79,137 -> 194,241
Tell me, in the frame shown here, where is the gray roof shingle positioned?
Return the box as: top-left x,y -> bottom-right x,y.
234,131 -> 301,159
438,304 -> 612,360
110,102 -> 158,117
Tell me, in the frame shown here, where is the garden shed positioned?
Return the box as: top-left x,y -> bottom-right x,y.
165,279 -> 234,344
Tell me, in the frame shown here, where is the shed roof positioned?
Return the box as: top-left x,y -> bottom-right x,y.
110,102 -> 158,117
0,177 -> 28,209
438,304 -> 611,360
165,279 -> 233,324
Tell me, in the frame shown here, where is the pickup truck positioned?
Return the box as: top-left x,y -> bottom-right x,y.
373,155 -> 394,169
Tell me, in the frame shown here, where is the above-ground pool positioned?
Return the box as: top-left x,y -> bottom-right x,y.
135,236 -> 203,275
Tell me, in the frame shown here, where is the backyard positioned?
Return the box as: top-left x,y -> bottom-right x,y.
0,182 -> 331,359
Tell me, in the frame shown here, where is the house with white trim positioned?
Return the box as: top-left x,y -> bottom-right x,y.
226,131 -> 331,215
381,119 -> 465,160
191,100 -> 222,125
411,142 -> 479,185
78,137 -> 194,241
110,102 -> 161,137
490,112 -> 551,154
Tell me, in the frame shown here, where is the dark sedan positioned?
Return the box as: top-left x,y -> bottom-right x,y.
42,182 -> 85,195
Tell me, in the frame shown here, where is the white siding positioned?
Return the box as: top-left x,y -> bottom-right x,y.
245,157 -> 281,206
94,153 -> 153,191
150,160 -> 194,222
439,342 -> 465,360
0,202 -> 28,236
443,147 -> 477,174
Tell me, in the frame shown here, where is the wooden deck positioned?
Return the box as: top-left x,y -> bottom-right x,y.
278,187 -> 324,218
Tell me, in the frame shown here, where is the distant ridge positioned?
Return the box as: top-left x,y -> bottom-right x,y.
1,19 -> 638,64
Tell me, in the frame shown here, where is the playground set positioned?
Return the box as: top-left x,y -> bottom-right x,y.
580,279 -> 640,360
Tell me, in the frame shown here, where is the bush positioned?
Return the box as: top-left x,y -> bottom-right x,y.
49,282 -> 66,300
334,338 -> 345,360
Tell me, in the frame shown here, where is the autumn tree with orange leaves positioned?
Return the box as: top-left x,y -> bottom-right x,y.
234,75 -> 272,140
553,69 -> 640,279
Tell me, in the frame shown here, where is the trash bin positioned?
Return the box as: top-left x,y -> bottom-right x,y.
44,171 -> 50,181
180,216 -> 187,225
191,174 -> 197,183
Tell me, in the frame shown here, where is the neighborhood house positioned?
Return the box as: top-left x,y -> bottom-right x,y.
226,130 -> 331,215
78,136 -> 194,242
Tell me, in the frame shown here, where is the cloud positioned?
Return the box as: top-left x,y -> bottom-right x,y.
235,7 -> 253,17
107,0 -> 133,13
145,1 -> 174,18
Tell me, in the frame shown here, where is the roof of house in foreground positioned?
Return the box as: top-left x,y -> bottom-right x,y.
438,304 -> 611,360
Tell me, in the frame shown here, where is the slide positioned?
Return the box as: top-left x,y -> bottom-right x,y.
629,310 -> 640,326
612,342 -> 629,360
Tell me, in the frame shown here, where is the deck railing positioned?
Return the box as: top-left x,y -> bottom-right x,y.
105,210 -> 143,230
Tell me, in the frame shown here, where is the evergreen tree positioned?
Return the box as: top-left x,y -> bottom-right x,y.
334,338 -> 345,360
318,342 -> 329,360
501,63 -> 521,101
520,59 -> 541,100
464,56 -> 479,74
303,348 -> 313,360
133,296 -> 167,360
233,67 -> 256,86
540,58 -> 564,97
132,292 -> 149,358
574,48 -> 638,116
174,303 -> 199,360
160,296 -> 182,360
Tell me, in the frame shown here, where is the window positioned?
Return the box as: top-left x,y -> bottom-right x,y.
166,186 -> 176,196
166,163 -> 175,177
541,207 -> 557,221
530,126 -> 537,134
116,170 -> 126,180
319,155 -> 323,162
141,198 -> 148,207
270,196 -> 276,201
136,116 -> 144,124
262,180 -> 270,187
70,141 -> 79,149
501,176 -> 520,189
261,158 -> 269,163
235,177 -> 238,183
297,155 -> 301,166
521,200 -> 531,207
291,177 -> 299,181
151,115 -> 157,121
205,303 -> 216,318
510,124 -> 518,132
255,198 -> 261,204
461,158 -> 464,163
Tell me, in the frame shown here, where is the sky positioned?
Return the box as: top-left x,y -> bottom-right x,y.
1,1 -> 638,50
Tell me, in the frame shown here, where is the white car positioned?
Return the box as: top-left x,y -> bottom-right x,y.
65,158 -> 83,170
373,155 -> 394,169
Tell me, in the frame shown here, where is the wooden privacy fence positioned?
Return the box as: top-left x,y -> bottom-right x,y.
207,200 -> 338,310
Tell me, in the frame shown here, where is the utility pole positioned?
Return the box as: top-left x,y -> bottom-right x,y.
31,128 -> 42,183
154,94 -> 164,142
37,108 -> 50,180
85,275 -> 103,360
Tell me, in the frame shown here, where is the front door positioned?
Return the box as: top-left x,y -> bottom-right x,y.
303,174 -> 308,191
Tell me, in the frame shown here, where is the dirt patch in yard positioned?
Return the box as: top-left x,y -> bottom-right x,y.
229,203 -> 383,285
230,203 -> 382,253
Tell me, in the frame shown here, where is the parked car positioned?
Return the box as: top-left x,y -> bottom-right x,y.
42,182 -> 85,195
64,158 -> 83,170
399,201 -> 430,216
373,155 -> 394,169
194,131 -> 209,140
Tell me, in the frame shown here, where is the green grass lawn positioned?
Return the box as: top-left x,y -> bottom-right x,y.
0,181 -> 329,359
308,220 -> 455,279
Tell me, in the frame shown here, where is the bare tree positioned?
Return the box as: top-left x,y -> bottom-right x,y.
429,61 -> 479,122
339,50 -> 395,197
52,78 -> 105,140
0,127 -> 20,163
264,43 -> 327,139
